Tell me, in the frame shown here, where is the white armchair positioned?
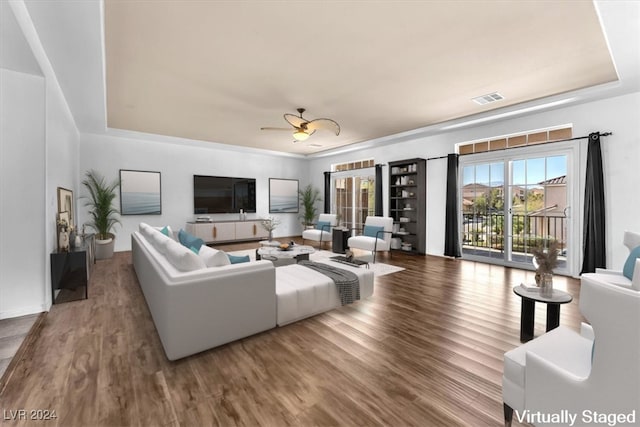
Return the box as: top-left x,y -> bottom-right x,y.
347,216 -> 393,263
302,214 -> 337,249
502,274 -> 640,426
593,230 -> 640,289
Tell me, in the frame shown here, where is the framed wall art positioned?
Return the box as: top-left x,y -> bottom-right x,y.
57,187 -> 75,229
119,170 -> 162,215
269,178 -> 299,213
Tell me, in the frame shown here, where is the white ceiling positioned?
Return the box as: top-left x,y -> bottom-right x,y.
12,1 -> 640,157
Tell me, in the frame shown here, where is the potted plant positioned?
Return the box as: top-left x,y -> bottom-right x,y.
82,170 -> 120,260
298,184 -> 322,228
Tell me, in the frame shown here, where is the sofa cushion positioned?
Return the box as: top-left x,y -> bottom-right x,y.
164,238 -> 206,272
622,246 -> 640,281
503,326 -> 592,389
159,225 -> 179,242
316,221 -> 330,231
228,253 -> 250,264
363,225 -> 384,238
178,229 -> 204,251
199,245 -> 231,268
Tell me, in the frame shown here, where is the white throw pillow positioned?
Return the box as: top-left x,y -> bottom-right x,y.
153,225 -> 178,242
139,222 -> 153,239
163,238 -> 206,272
198,245 -> 231,268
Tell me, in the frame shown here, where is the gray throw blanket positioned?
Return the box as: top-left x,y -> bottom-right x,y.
298,260 -> 360,305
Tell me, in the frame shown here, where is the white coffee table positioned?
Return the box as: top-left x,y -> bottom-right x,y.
256,245 -> 315,267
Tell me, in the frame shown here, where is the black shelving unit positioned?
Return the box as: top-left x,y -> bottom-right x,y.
388,158 -> 426,254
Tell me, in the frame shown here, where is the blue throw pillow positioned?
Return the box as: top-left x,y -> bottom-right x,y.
227,254 -> 250,264
622,245 -> 640,280
160,226 -> 171,237
178,229 -> 204,252
363,225 -> 384,238
316,221 -> 331,231
189,246 -> 200,255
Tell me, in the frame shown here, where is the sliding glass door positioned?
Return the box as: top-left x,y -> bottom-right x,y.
332,171 -> 375,230
461,146 -> 575,274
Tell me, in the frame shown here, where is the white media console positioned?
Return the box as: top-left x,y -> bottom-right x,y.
186,220 -> 269,244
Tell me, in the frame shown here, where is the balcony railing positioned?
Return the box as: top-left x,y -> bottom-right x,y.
462,213 -> 566,262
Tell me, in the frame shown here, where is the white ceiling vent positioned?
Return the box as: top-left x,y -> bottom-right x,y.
472,92 -> 505,105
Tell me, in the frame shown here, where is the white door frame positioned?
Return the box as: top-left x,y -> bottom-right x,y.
459,141 -> 580,276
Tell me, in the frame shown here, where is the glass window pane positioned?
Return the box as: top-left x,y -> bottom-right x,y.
463,166 -> 475,186
512,160 -> 525,185
546,155 -> 567,180
526,158 -> 545,184
476,164 -> 490,185
490,162 -> 504,186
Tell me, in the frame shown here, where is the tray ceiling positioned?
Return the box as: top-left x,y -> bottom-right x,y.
104,1 -> 617,155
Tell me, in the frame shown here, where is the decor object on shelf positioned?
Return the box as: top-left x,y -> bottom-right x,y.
298,184 -> 322,228
532,240 -> 559,297
81,170 -> 120,260
119,169 -> 161,215
57,187 -> 75,229
260,108 -> 340,142
57,212 -> 70,252
269,178 -> 299,213
261,216 -> 281,242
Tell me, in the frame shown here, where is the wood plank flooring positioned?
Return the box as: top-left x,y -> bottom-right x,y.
0,313 -> 43,393
0,239 -> 583,426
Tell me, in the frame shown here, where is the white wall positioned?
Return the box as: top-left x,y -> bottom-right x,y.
308,91 -> 640,270
0,69 -> 46,318
79,134 -> 309,251
0,1 -> 80,319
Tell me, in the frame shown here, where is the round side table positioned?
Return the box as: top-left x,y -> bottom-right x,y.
513,285 -> 573,342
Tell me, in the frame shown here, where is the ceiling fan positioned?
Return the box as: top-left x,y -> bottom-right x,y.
261,108 -> 340,142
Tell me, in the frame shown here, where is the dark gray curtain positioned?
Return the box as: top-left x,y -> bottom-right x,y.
323,172 -> 331,214
444,154 -> 461,258
375,164 -> 383,216
581,132 -> 606,273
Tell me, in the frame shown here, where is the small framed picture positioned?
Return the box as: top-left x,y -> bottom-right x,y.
57,187 -> 74,229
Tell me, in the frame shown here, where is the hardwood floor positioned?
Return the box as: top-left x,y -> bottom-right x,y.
0,313 -> 43,393
0,239 -> 583,426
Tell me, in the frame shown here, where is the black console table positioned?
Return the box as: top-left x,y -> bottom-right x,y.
50,235 -> 94,304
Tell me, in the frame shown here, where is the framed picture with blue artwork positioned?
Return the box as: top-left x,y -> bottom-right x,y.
269,178 -> 299,213
119,169 -> 162,215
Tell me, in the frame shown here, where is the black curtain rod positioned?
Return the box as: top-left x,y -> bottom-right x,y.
426,131 -> 612,161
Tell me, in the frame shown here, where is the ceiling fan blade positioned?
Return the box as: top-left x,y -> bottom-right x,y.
283,113 -> 307,128
305,118 -> 340,136
260,127 -> 291,131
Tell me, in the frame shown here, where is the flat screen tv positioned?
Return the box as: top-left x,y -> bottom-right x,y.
193,175 -> 256,214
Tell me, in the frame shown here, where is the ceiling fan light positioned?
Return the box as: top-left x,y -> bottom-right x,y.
293,130 -> 310,141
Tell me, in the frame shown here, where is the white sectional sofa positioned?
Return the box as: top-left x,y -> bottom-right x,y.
132,223 -> 277,360
132,223 -> 374,360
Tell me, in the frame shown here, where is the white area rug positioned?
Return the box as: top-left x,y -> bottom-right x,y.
227,248 -> 405,277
